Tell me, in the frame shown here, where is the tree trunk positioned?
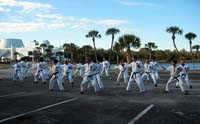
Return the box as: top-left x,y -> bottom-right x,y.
149,48 -> 152,59
71,52 -> 73,61
93,38 -> 98,62
190,41 -> 195,69
109,35 -> 114,62
127,47 -> 131,63
116,54 -> 119,65
172,34 -> 179,53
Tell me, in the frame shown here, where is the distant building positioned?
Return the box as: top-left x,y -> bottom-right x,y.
0,39 -> 64,62
0,39 -> 39,61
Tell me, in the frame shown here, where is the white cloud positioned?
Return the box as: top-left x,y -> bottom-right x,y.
36,13 -> 64,20
48,22 -> 70,29
96,19 -> 127,25
0,6 -> 10,12
71,23 -> 89,30
0,0 -> 54,13
0,0 -> 128,32
0,22 -> 45,33
120,28 -> 141,34
118,0 -> 159,7
0,0 -> 17,6
18,1 -> 54,13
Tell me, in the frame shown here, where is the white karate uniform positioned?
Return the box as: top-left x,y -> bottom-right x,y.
75,63 -> 85,78
126,61 -> 146,92
62,63 -> 75,84
116,63 -> 129,84
150,61 -> 160,82
49,62 -> 64,91
141,63 -> 157,85
94,63 -> 104,89
34,62 -> 47,83
165,65 -> 187,93
81,62 -> 100,93
12,62 -> 23,81
101,60 -> 110,77
25,61 -> 33,78
20,61 -> 26,79
176,64 -> 191,88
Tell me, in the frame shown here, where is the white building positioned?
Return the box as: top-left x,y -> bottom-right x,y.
0,39 -> 65,62
0,39 -> 39,61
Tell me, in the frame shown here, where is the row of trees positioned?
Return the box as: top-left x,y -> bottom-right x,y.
33,26 -> 199,66
85,27 -> 199,65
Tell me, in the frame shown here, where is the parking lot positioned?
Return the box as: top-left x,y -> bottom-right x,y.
0,69 -> 199,124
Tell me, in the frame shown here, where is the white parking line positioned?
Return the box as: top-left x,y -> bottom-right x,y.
0,98 -> 78,123
0,92 -> 25,98
127,104 -> 154,124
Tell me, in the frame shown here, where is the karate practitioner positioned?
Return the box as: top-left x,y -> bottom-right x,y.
62,60 -> 75,86
126,56 -> 146,92
75,61 -> 84,78
12,60 -> 23,81
93,60 -> 104,89
176,58 -> 192,88
101,58 -> 110,79
150,57 -> 160,83
80,57 -> 101,95
34,58 -> 47,84
116,60 -> 129,84
141,59 -> 158,87
20,58 -> 26,79
165,60 -> 189,95
25,58 -> 33,78
49,59 -> 64,91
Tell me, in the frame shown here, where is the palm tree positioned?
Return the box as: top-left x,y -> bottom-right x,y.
40,43 -> 47,55
193,45 -> 200,62
193,45 -> 200,53
106,27 -> 120,62
44,48 -> 52,61
166,26 -> 183,52
63,43 -> 78,61
81,45 -> 93,59
118,34 -> 141,63
63,43 -> 70,58
69,43 -> 79,61
86,30 -> 101,62
185,32 -> 197,69
145,42 -> 157,59
56,51 -> 64,61
48,45 -> 54,50
113,42 -> 122,64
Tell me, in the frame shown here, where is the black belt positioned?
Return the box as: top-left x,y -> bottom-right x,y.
131,72 -> 140,78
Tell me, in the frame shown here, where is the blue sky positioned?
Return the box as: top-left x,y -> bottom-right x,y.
0,0 -> 199,51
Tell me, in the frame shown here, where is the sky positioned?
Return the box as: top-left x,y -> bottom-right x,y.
0,0 -> 199,51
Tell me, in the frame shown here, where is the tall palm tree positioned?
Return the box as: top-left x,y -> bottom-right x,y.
118,34 -> 141,63
48,45 -> 54,50
193,45 -> 200,62
63,43 -> 70,58
145,42 -> 157,59
86,30 -> 101,62
166,26 -> 183,52
56,51 -> 64,61
185,32 -> 197,69
63,43 -> 78,61
44,48 -> 52,61
81,45 -> 93,59
113,42 -> 122,64
106,27 -> 120,62
193,45 -> 200,53
69,43 -> 79,61
40,43 -> 47,55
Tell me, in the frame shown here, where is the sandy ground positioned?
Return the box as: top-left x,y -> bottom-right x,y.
0,68 -> 199,124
